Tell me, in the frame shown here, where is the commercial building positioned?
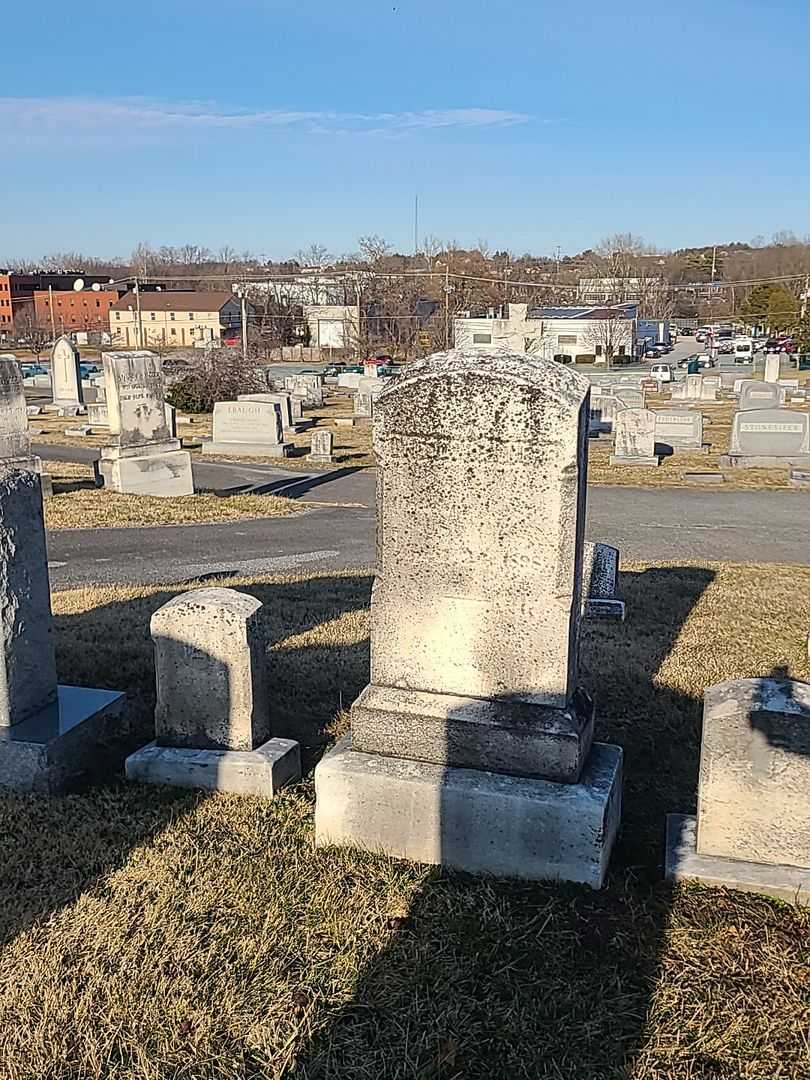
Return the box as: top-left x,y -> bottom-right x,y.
453,303 -> 637,363
0,269 -> 118,333
33,288 -> 120,334
110,291 -> 242,348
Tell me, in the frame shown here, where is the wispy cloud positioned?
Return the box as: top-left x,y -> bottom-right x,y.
0,97 -> 531,143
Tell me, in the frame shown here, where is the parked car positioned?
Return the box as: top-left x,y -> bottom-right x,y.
20,363 -> 47,376
678,353 -> 714,369
552,353 -> 573,365
646,345 -> 664,359
764,337 -> 781,351
733,339 -> 754,364
680,327 -> 695,336
79,362 -> 101,376
323,362 -> 346,376
652,340 -> 672,353
650,363 -> 674,383
716,341 -> 734,355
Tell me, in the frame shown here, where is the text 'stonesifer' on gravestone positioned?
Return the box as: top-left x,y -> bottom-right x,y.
98,351 -> 194,496
314,348 -> 623,888
725,407 -> 810,467
50,335 -> 85,413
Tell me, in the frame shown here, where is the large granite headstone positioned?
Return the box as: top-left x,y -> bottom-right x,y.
610,407 -> 660,466
667,678 -> 810,905
739,381 -> 785,412
204,400 -> 290,457
50,335 -> 84,413
0,472 -> 126,792
126,588 -> 300,796
238,392 -> 296,432
0,355 -> 50,493
315,348 -> 622,887
655,409 -> 704,453
98,352 -> 194,496
725,407 -> 810,467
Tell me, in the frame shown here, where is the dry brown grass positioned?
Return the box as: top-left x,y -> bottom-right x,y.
0,562 -> 807,1078
42,461 -> 300,531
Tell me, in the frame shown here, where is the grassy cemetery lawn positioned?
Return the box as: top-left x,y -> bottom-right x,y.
0,562 -> 807,1078
43,461 -> 299,530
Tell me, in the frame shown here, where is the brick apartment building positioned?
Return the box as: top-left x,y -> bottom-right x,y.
0,270 -> 117,333
33,288 -> 120,334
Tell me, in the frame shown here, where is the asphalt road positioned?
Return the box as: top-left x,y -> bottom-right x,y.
45,467 -> 809,588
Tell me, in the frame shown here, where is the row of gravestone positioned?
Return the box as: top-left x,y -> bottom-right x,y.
2,347 -> 808,902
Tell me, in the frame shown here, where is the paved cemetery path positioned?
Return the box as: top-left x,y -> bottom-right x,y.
45,464 -> 809,587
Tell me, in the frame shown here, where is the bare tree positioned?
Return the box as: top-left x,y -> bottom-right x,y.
14,308 -> 52,362
358,235 -> 392,266
583,311 -> 633,368
166,347 -> 265,412
295,243 -> 331,269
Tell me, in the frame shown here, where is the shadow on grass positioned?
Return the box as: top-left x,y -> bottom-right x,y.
284,565 -> 717,1078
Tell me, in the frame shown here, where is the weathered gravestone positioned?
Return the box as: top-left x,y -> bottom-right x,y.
0,472 -> 126,792
126,588 -> 300,796
582,542 -> 624,621
315,348 -> 623,887
610,407 -> 660,466
354,376 -> 387,420
654,409 -> 705,453
50,335 -> 84,413
0,355 -> 51,494
738,380 -> 785,411
667,677 -> 810,905
285,374 -> 323,407
764,353 -> 780,383
308,429 -> 334,463
204,400 -> 290,457
238,392 -> 296,432
588,390 -> 617,436
337,372 -> 362,390
724,407 -> 810,467
98,351 -> 194,496
613,387 -> 645,410
164,402 -> 177,439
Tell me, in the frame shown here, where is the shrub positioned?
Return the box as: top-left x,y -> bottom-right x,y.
164,348 -> 265,413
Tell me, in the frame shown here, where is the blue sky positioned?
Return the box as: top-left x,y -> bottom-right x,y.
2,0 -> 809,261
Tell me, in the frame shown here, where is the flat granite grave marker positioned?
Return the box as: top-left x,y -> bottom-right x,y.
98,351 -> 194,496
667,677 -> 810,905
126,588 -> 300,796
50,335 -> 85,413
315,348 -> 622,888
0,472 -> 126,792
610,407 -> 660,466
204,400 -> 290,457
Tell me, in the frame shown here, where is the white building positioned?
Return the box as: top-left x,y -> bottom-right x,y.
304,304 -> 358,349
453,303 -> 636,364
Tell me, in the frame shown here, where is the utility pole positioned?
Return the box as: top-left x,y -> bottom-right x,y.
240,291 -> 248,358
48,285 -> 56,340
444,262 -> 451,348
134,277 -> 143,349
710,245 -> 717,283
355,273 -> 362,355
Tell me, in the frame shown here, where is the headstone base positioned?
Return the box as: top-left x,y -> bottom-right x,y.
202,439 -> 291,458
583,598 -> 626,621
99,449 -> 194,496
720,453 -> 810,470
0,684 -> 127,794
315,736 -> 622,889
52,401 -> 86,416
609,455 -> 660,467
125,737 -> 301,797
308,454 -> 334,464
665,815 -> 810,907
351,683 -> 594,783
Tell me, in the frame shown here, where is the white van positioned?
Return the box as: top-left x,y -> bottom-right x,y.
650,362 -> 674,383
733,338 -> 754,364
